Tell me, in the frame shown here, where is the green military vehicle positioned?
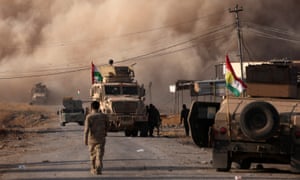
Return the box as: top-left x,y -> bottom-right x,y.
189,60 -> 300,173
58,97 -> 85,126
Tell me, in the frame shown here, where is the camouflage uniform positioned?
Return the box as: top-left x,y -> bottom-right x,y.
84,109 -> 109,175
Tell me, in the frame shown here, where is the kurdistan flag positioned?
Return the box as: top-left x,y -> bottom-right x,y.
91,62 -> 103,84
225,55 -> 247,96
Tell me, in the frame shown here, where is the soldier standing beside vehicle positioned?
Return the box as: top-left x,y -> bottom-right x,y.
180,104 -> 190,136
148,104 -> 160,137
84,101 -> 109,175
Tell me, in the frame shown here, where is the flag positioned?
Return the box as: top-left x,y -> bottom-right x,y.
225,55 -> 247,96
91,62 -> 103,84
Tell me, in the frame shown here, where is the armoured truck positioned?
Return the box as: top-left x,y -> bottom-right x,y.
189,60 -> 300,172
58,97 -> 85,126
30,82 -> 48,104
90,61 -> 148,137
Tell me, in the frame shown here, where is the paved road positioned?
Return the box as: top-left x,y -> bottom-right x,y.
1,121 -> 300,180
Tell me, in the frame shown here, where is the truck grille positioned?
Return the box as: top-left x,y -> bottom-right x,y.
112,101 -> 137,114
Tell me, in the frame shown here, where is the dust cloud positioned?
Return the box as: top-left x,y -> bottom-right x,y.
0,0 -> 299,111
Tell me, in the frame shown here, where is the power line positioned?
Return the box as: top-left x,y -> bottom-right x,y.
0,23 -> 234,79
0,67 -> 89,80
116,23 -> 234,64
245,27 -> 300,45
244,21 -> 300,39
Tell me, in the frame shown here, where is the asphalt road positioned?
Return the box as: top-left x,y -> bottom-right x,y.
1,121 -> 300,180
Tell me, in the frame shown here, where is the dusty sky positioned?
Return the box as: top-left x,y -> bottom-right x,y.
0,0 -> 300,111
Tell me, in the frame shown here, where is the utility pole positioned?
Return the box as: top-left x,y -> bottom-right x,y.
148,81 -> 152,104
229,4 -> 244,81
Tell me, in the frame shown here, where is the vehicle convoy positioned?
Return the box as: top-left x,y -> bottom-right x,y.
90,60 -> 148,137
189,60 -> 300,172
58,97 -> 85,126
30,82 -> 48,104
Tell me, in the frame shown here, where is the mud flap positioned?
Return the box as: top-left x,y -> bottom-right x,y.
213,151 -> 231,171
291,116 -> 300,173
291,146 -> 300,173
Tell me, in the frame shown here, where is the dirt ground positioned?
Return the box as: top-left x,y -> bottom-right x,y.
0,102 -> 187,152
0,103 -> 57,152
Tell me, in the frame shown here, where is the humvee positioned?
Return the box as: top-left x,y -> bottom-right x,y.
189,60 -> 300,173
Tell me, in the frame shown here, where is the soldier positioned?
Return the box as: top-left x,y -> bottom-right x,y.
84,101 -> 109,175
148,104 -> 160,137
180,104 -> 190,136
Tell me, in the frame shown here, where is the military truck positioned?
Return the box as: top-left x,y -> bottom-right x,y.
189,60 -> 300,172
30,82 -> 48,104
90,61 -> 148,137
58,97 -> 85,126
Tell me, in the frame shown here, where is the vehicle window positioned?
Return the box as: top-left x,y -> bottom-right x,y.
123,86 -> 138,95
105,86 -> 121,95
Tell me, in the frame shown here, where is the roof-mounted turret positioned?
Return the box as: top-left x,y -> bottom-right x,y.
99,59 -> 135,83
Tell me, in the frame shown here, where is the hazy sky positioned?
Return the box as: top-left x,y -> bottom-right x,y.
0,0 -> 299,111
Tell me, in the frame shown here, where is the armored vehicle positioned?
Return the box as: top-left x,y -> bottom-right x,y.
30,82 -> 48,104
58,97 -> 85,126
90,61 -> 148,137
189,60 -> 300,172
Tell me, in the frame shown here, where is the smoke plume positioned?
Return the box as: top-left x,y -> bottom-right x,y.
0,0 -> 299,111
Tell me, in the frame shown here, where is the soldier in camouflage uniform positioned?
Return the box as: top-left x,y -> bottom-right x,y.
84,101 -> 109,175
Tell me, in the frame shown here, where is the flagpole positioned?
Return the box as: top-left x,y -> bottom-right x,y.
91,61 -> 94,84
225,89 -> 232,141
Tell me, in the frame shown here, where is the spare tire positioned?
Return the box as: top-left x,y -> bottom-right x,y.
239,101 -> 279,140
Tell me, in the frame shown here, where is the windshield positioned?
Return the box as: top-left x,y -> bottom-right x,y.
123,86 -> 138,95
104,85 -> 138,95
105,86 -> 121,95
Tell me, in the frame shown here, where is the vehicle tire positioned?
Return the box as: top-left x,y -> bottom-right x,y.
125,130 -> 131,137
78,121 -> 84,126
140,125 -> 148,137
239,159 -> 251,169
132,129 -> 138,137
240,101 -> 279,140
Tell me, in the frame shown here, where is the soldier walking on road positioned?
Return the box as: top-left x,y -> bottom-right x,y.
180,104 -> 190,136
84,101 -> 109,175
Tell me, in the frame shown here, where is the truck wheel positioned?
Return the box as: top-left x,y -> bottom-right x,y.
78,121 -> 84,126
132,129 -> 138,137
240,101 -> 279,140
140,126 -> 148,137
125,130 -> 131,137
239,159 -> 251,169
